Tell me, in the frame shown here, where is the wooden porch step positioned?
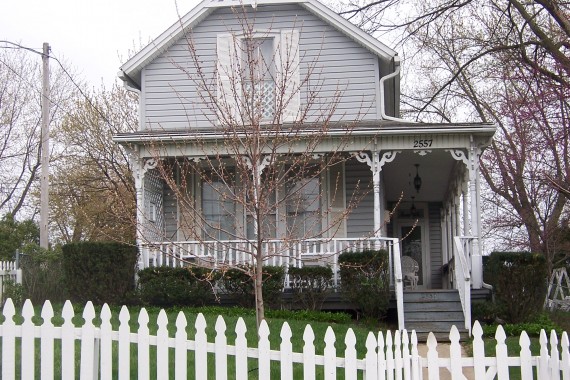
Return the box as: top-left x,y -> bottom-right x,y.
403,289 -> 468,342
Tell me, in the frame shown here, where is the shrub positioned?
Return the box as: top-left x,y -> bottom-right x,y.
220,265 -> 284,309
288,266 -> 333,310
138,266 -> 219,307
62,242 -> 138,305
339,250 -> 390,319
485,251 -> 547,323
2,279 -> 24,307
20,244 -> 67,304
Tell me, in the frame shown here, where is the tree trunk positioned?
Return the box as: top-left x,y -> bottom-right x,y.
254,255 -> 265,328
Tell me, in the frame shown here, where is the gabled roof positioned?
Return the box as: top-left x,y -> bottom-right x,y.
119,0 -> 398,87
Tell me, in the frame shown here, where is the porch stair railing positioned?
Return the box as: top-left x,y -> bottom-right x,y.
452,236 -> 473,336
140,237 -> 406,330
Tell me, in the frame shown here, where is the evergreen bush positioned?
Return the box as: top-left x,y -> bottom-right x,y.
220,265 -> 284,309
339,250 -> 390,319
20,244 -> 67,304
62,242 -> 138,304
486,251 -> 547,323
288,266 -> 333,310
138,266 -> 219,307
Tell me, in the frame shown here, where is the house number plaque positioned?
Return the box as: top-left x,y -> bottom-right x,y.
413,139 -> 433,148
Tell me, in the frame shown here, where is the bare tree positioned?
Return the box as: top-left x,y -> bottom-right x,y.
335,0 -> 570,269
0,45 -> 75,218
139,8 -> 370,326
50,84 -> 137,244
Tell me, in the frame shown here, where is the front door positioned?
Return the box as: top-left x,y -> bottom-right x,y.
396,212 -> 430,289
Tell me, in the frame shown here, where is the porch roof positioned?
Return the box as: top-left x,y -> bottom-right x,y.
114,121 -> 496,145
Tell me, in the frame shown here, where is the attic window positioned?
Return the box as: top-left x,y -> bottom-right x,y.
242,37 -> 275,120
217,29 -> 300,125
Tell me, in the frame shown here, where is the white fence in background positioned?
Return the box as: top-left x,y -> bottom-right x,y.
1,299 -> 569,380
0,261 -> 21,303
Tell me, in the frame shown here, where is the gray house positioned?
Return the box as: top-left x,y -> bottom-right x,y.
115,0 -> 495,336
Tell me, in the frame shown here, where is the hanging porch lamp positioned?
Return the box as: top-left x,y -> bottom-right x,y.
414,164 -> 422,193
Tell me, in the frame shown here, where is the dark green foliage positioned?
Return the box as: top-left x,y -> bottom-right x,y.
288,266 -> 333,310
220,265 -> 284,309
339,250 -> 390,319
486,251 -> 547,323
62,242 -> 138,305
138,266 -> 219,307
2,279 -> 24,307
20,244 -> 67,304
0,214 -> 39,260
471,300 -> 500,325
481,314 -> 562,337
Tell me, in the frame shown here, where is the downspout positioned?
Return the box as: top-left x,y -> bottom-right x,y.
379,56 -> 415,123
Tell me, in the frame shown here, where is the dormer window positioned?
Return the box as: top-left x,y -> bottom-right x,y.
217,29 -> 300,125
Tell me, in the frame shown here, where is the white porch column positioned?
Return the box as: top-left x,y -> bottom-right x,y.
354,150 -> 400,237
132,155 -> 159,270
469,141 -> 483,288
447,147 -> 483,288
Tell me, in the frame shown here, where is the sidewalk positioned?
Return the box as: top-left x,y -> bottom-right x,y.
416,342 -> 475,380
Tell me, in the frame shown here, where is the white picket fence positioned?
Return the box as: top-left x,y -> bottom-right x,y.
0,299 -> 569,380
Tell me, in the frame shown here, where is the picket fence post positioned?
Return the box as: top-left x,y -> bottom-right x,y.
377,331 -> 387,380
280,322 -> 293,379
235,317 -> 248,379
324,326 -> 337,380
426,332 -> 440,380
100,304 -> 113,379
175,312 -> 188,380
41,300 -> 55,380
364,331 -> 377,380
195,313 -> 208,379
215,316 -> 228,380
138,308 -> 150,380
21,300 -> 35,380
345,328 -> 357,378
303,324 -> 316,380
2,298 -> 16,380
519,331 -> 533,380
118,306 -> 131,380
562,332 -> 570,380
157,310 -> 170,380
258,320 -> 271,379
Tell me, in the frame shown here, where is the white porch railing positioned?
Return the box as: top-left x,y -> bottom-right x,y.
140,237 -> 405,330
452,236 -> 473,335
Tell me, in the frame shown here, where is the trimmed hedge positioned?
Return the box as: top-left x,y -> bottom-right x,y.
220,265 -> 284,309
138,266 -> 219,307
485,251 -> 547,323
62,242 -> 138,305
289,266 -> 333,310
339,250 -> 390,319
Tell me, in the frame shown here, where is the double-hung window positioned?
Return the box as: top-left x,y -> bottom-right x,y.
202,172 -> 235,241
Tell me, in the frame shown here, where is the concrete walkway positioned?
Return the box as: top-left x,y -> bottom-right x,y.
416,342 -> 475,380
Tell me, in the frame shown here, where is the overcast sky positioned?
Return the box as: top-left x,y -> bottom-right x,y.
1,0 -> 200,88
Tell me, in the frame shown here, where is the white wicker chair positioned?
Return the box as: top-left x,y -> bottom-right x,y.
401,255 -> 419,289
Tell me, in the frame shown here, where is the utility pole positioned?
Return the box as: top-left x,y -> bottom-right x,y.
40,42 -> 50,249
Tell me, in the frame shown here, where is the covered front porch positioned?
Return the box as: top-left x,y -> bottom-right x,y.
119,123 -> 495,333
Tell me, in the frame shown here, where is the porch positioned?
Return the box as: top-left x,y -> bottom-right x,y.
139,235 -> 475,334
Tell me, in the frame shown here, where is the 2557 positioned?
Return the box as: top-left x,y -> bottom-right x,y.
413,139 -> 433,148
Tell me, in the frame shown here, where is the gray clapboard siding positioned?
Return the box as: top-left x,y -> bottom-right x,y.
142,4 -> 387,130
163,181 -> 178,240
429,202 -> 443,289
345,158 -> 374,237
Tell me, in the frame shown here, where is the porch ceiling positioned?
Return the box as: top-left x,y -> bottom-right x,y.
382,150 -> 457,203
